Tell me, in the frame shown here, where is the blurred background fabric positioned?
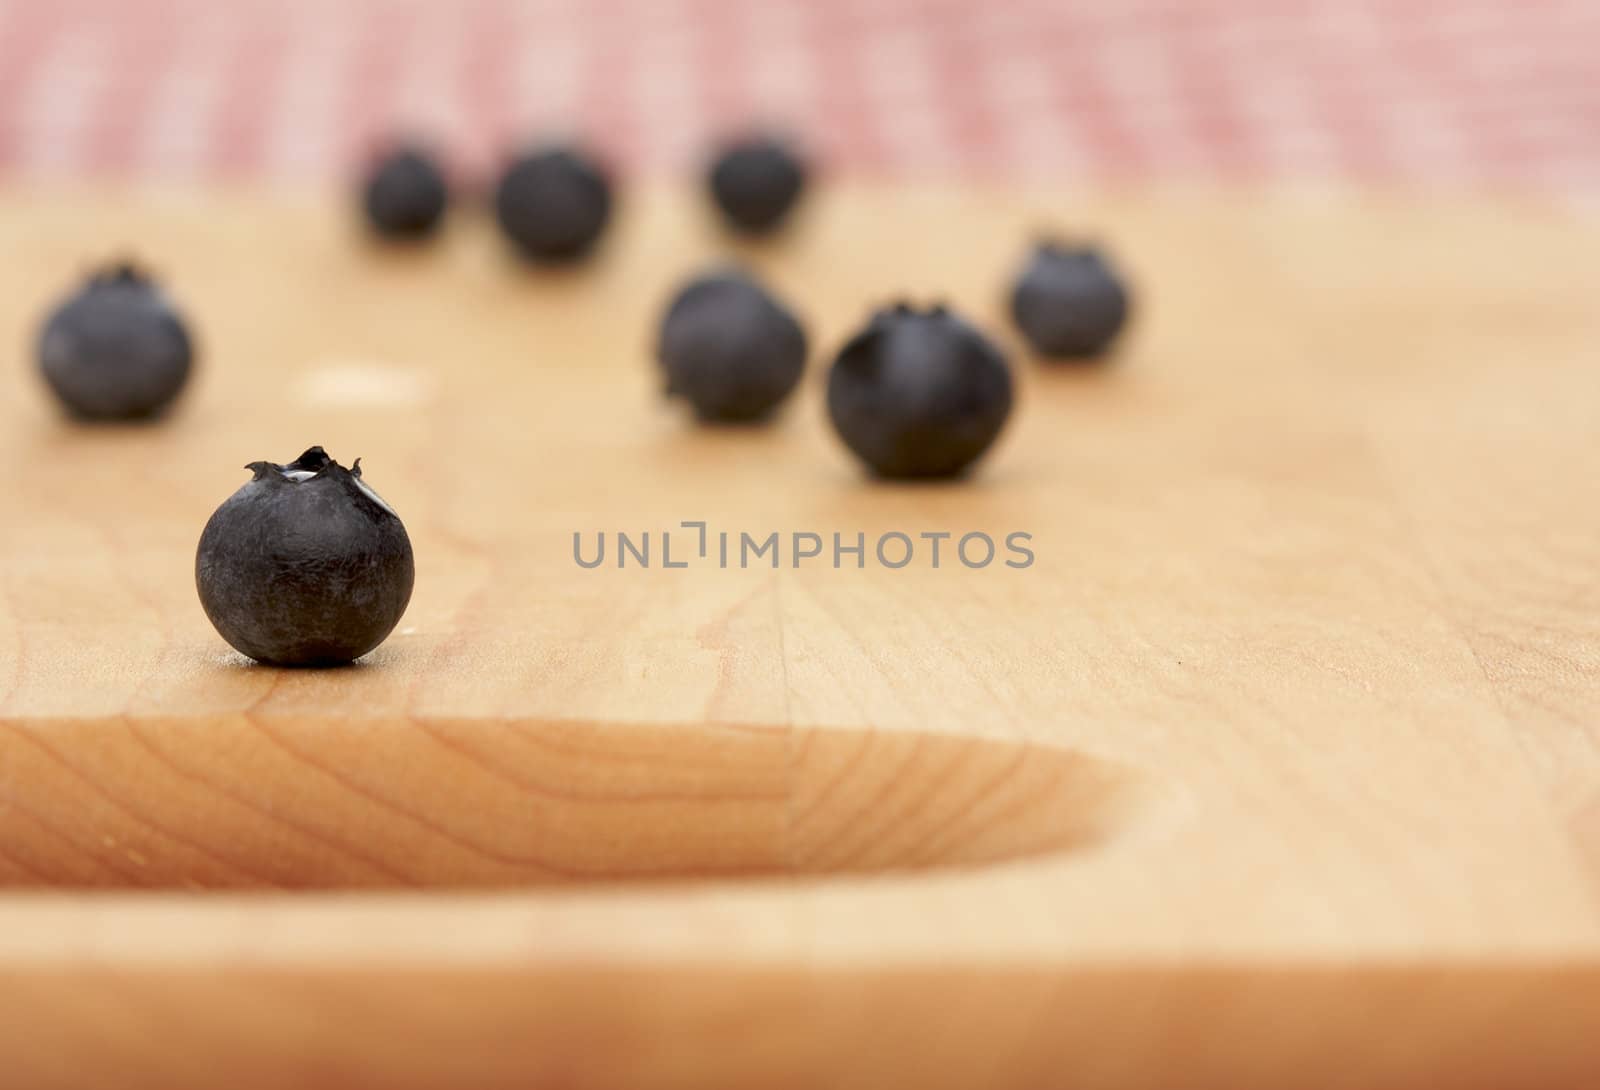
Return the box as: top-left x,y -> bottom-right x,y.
0,0 -> 1593,192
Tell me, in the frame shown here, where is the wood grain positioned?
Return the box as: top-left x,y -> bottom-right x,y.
0,183 -> 1597,1088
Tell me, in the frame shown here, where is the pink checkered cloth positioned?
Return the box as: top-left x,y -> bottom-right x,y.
0,0 -> 1594,192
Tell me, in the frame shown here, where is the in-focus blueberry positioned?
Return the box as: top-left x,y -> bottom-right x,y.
196,447 -> 414,667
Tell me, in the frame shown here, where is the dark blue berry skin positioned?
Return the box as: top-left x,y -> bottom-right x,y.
827,304 -> 1013,479
362,145 -> 448,239
494,145 -> 614,262
707,135 -> 807,235
1009,242 -> 1131,360
658,269 -> 808,423
196,447 -> 414,667
36,264 -> 193,420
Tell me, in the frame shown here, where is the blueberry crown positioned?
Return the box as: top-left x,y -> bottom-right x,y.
246,446 -> 364,483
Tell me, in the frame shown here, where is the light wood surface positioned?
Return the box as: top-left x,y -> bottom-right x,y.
1,184 -> 1597,1088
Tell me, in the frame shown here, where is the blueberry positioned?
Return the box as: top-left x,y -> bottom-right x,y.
36,262 -> 194,420
362,144 -> 448,239
707,134 -> 808,235
827,303 -> 1013,479
1009,241 -> 1131,360
196,447 -> 414,667
494,144 -> 614,262
658,269 -> 808,423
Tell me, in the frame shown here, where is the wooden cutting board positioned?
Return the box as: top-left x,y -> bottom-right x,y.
1,184 -> 1597,1089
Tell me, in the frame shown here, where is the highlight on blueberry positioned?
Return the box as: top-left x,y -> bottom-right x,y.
658,268 -> 808,423
1009,241 -> 1131,360
196,447 -> 414,667
707,133 -> 808,236
362,143 -> 449,239
827,303 -> 1013,479
36,261 -> 194,421
494,143 -> 614,262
